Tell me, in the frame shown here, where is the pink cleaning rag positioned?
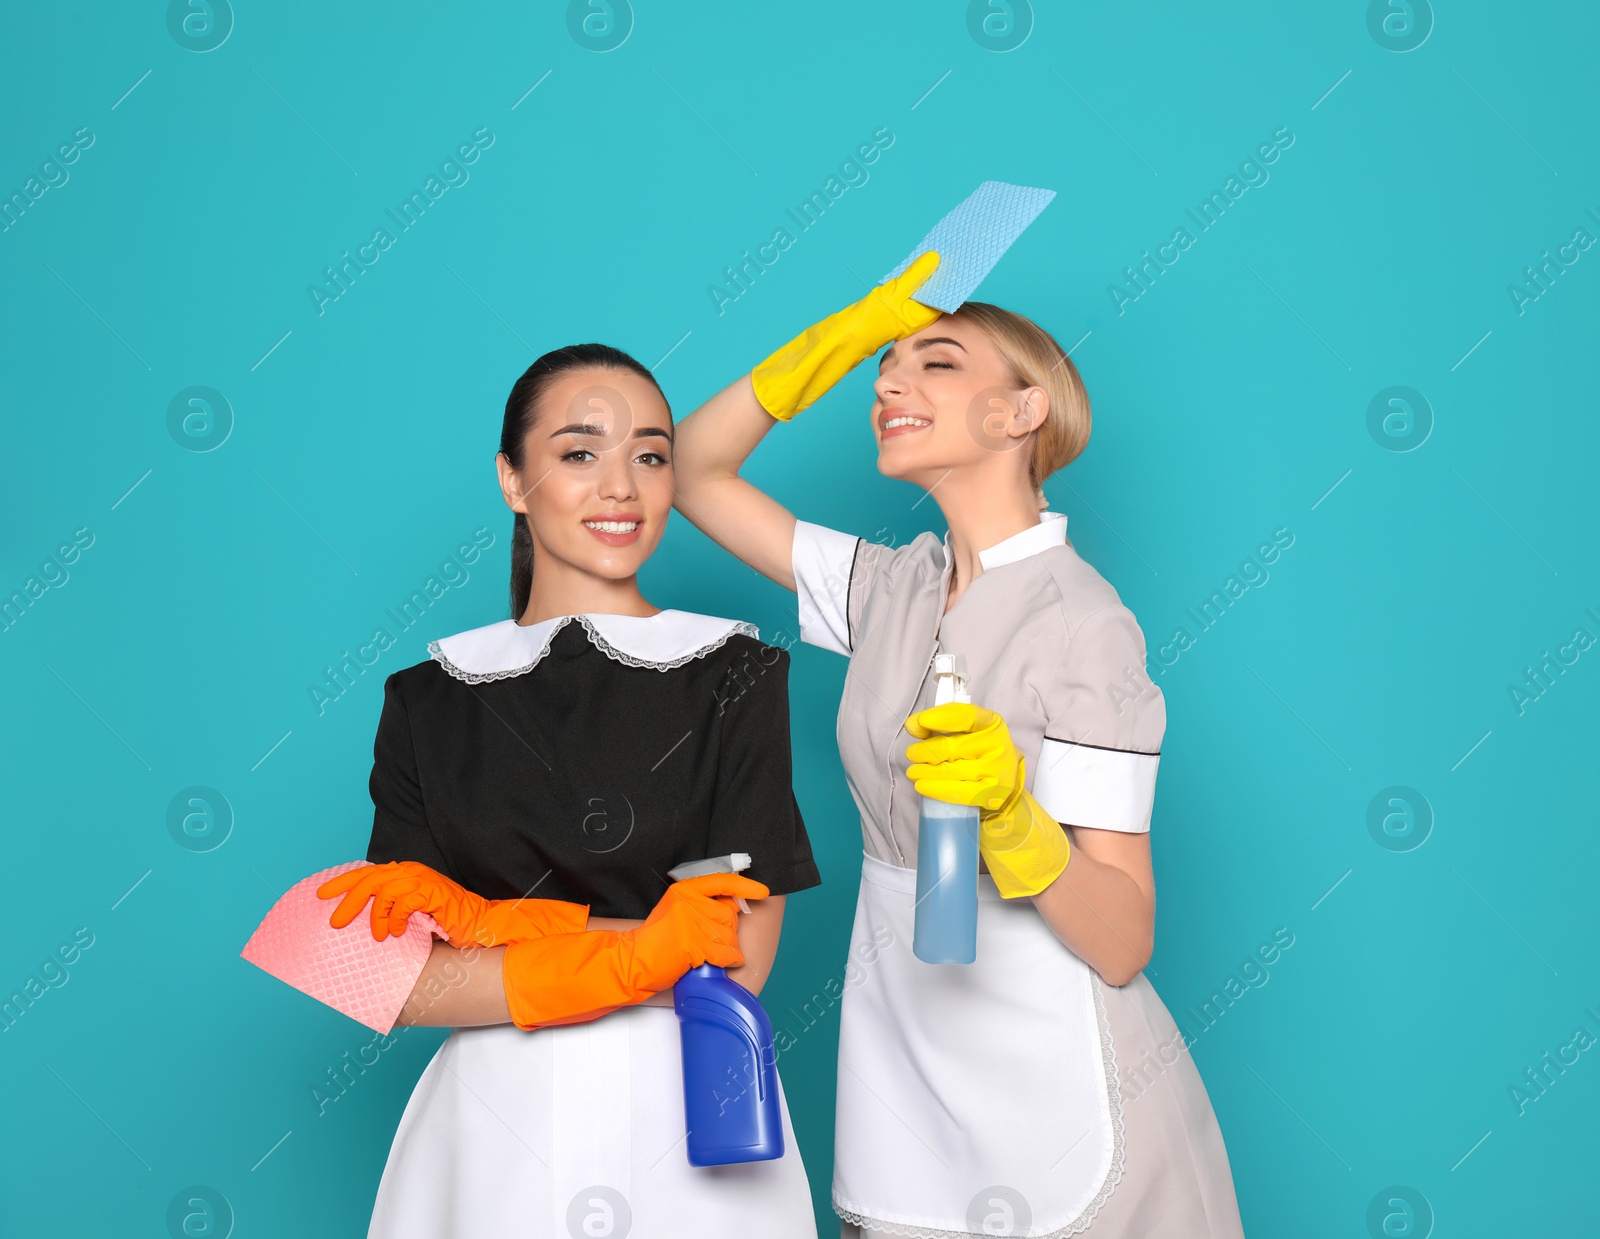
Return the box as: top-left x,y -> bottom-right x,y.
241,860 -> 445,1034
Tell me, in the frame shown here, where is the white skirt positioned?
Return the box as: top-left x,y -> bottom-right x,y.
368,1004 -> 817,1238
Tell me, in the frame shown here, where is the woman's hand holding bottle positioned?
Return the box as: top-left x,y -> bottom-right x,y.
499,872 -> 769,1031
636,873 -> 764,976
904,701 -> 1072,899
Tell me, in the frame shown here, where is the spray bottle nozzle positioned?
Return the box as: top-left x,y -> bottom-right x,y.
667,853 -> 754,913
932,653 -> 972,707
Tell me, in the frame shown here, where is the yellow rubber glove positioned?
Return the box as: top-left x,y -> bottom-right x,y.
751,250 -> 943,421
905,701 -> 1071,899
317,861 -> 590,949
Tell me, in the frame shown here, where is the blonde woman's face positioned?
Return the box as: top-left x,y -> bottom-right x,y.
497,366 -> 674,583
870,315 -> 1045,488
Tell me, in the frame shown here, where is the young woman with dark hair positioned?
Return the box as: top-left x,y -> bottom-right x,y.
319,343 -> 822,1237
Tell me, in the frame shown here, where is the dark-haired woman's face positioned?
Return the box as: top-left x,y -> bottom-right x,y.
496,366 -> 674,586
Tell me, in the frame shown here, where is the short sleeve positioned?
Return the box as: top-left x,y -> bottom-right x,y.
792,519 -> 860,655
707,643 -> 822,895
1031,605 -> 1166,834
792,519 -> 906,657
365,672 -> 453,870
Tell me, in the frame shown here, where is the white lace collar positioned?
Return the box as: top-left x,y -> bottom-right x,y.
428,610 -> 760,684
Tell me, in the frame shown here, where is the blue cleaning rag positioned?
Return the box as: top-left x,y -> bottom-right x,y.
881,181 -> 1056,312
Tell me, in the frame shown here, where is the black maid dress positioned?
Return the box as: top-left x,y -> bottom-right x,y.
359,608 -> 823,1239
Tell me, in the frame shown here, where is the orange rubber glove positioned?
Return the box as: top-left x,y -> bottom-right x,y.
751,250 -> 942,421
501,873 -> 769,1031
317,861 -> 590,949
905,701 -> 1071,899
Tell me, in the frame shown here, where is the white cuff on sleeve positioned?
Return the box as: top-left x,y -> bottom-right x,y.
791,520 -> 861,656
1032,737 -> 1160,833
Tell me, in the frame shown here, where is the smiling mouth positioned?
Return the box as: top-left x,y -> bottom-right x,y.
880,413 -> 931,439
582,517 -> 643,546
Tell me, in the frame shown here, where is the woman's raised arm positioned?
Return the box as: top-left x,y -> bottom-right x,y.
671,374 -> 799,591
672,251 -> 943,591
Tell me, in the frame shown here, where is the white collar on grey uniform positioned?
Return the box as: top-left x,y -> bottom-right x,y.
429,610 -> 759,684
941,510 -> 1070,572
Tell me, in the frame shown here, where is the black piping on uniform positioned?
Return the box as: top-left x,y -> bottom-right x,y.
1042,734 -> 1161,757
845,536 -> 862,653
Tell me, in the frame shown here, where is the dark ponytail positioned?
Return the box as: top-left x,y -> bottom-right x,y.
501,343 -> 668,619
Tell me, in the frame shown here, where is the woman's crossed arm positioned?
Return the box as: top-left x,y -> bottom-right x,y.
394,895 -> 787,1028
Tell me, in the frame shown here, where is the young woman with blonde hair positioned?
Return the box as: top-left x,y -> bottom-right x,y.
671,254 -> 1247,1238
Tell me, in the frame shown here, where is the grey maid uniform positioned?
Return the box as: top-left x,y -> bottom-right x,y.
793,511 -> 1246,1239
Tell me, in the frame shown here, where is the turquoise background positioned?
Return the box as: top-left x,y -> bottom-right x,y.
3,2 -> 1597,1235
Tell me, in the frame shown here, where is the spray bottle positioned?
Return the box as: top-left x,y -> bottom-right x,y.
913,653 -> 980,964
666,853 -> 784,1166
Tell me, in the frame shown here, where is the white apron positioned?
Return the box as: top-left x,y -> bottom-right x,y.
833,853 -> 1124,1238
369,1004 -> 816,1238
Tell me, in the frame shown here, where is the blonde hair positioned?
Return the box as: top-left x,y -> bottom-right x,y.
948,301 -> 1091,505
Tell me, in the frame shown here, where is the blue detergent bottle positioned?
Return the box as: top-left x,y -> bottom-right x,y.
913,653 -> 980,965
667,854 -> 784,1167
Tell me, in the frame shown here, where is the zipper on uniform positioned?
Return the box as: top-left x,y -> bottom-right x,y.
884,639 -> 941,866
883,544 -> 956,867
